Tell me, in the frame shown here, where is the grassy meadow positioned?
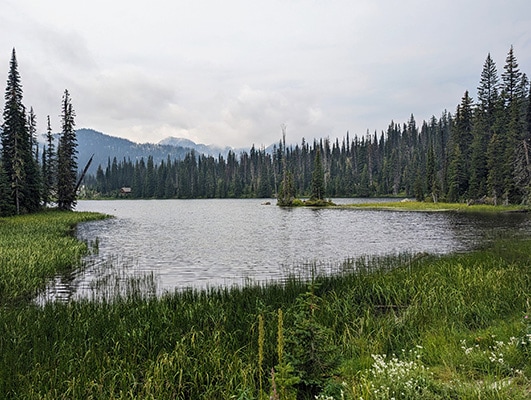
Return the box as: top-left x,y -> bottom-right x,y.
0,208 -> 530,399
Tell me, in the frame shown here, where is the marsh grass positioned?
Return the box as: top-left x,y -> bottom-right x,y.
0,211 -> 530,398
0,210 -> 107,304
343,200 -> 529,213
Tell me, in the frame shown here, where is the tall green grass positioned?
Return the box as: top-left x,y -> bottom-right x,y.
0,210 -> 107,304
0,211 -> 530,398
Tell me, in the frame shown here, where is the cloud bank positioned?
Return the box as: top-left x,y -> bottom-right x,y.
1,0 -> 530,148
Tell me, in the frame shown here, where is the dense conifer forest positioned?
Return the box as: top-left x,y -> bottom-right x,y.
86,46 -> 531,205
2,46 -> 531,211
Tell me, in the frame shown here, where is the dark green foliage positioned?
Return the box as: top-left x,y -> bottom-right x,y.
0,50 -> 77,215
285,286 -> 340,398
487,132 -> 506,204
41,115 -> 56,206
24,107 -> 42,212
0,161 -> 15,216
1,49 -> 40,214
310,148 -> 325,201
57,90 -> 78,210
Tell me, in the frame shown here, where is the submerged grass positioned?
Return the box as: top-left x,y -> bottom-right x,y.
0,210 -> 530,398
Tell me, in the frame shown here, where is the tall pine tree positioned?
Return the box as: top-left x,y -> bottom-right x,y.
1,48 -> 40,214
24,106 -> 42,212
42,115 -> 56,206
310,147 -> 325,201
57,89 -> 78,210
470,53 -> 499,199
500,46 -> 525,203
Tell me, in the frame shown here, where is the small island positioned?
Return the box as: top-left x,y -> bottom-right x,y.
277,142 -> 336,207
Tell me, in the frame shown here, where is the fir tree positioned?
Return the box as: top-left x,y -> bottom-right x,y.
501,46 -> 526,202
1,48 -> 34,214
310,147 -> 325,201
487,132 -> 506,204
42,115 -> 56,206
24,106 -> 42,212
57,89 -> 78,210
448,91 -> 473,200
0,161 -> 15,216
425,142 -> 439,202
470,54 -> 499,199
501,45 -> 523,106
277,125 -> 295,206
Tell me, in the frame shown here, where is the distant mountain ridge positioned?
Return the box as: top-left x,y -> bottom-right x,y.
53,128 -> 242,175
158,136 -> 233,158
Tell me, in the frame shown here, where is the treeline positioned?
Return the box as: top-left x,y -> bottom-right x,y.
88,46 -> 531,205
0,49 -> 79,216
87,117 -> 449,200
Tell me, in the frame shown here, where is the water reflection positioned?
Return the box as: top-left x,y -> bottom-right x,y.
446,211 -> 530,246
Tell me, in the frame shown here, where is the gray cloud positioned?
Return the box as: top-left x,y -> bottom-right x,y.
1,0 -> 531,148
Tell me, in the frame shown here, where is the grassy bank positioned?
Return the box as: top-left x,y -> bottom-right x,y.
0,210 -> 108,304
0,211 -> 530,399
343,200 -> 530,213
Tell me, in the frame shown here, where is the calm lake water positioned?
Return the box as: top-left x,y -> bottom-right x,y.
39,199 -> 531,301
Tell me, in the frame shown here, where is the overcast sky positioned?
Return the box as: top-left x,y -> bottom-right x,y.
1,1 -> 530,148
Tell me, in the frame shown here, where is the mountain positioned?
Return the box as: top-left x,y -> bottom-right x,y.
68,129 -> 191,175
70,129 -> 248,175
39,128 -> 270,175
158,137 -> 234,158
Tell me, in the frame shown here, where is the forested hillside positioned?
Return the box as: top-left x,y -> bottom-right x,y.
75,128 -> 193,175
87,46 -> 531,205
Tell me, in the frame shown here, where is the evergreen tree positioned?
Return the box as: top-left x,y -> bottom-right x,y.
425,142 -> 439,202
514,84 -> 531,203
448,91 -> 473,200
42,115 -> 56,205
56,89 -> 78,210
310,147 -> 325,201
447,144 -> 467,202
1,48 -> 34,214
501,45 -> 523,106
277,126 -> 295,206
487,132 -> 506,204
470,54 -> 499,199
0,161 -> 15,216
500,46 -> 525,202
24,106 -> 42,212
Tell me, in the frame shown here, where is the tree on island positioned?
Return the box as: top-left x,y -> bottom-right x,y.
277,125 -> 296,206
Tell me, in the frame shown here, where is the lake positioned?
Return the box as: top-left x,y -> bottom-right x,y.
39,199 -> 531,301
